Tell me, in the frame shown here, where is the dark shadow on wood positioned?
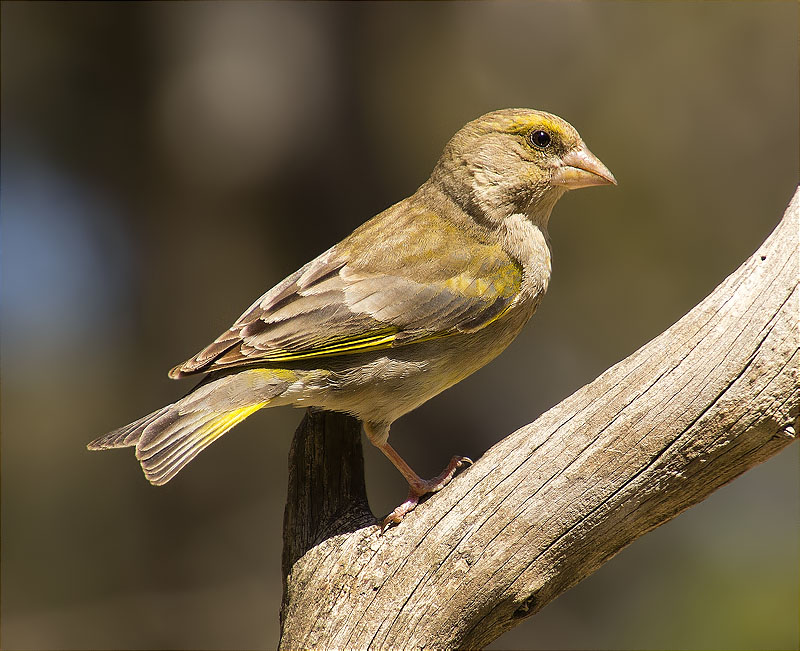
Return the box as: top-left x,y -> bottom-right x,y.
282,410 -> 376,572
277,188 -> 799,649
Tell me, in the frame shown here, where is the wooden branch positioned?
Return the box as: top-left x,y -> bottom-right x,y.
280,187 -> 799,649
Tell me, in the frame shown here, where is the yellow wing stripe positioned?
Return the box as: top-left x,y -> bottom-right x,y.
249,298 -> 518,364
200,261 -> 523,370
254,329 -> 400,362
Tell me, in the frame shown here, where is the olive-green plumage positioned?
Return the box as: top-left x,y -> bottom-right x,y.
88,108 -> 615,528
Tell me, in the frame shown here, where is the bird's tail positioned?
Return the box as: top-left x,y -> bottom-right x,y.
88,369 -> 294,485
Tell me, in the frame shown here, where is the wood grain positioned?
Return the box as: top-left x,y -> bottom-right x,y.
280,187 -> 799,649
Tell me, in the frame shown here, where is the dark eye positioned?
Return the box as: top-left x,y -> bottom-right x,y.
529,130 -> 551,149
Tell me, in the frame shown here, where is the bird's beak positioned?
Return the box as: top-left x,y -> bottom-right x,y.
552,144 -> 617,189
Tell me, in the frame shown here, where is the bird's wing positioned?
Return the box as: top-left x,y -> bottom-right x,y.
169,206 -> 523,378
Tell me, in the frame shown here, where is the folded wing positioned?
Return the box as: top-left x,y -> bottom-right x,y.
169,206 -> 523,378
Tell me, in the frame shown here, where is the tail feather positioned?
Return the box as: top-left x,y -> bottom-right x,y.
136,409 -> 203,454
87,407 -> 172,450
136,403 -> 266,485
88,402 -> 267,485
88,368 -> 293,484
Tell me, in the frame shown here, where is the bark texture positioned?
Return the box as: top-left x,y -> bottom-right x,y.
280,188 -> 799,649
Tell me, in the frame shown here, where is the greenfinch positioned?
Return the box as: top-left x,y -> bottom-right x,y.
89,108 -> 616,528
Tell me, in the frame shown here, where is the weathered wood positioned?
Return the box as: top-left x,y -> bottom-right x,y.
281,410 -> 374,571
280,188 -> 799,649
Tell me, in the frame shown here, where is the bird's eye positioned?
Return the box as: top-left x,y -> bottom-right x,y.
529,130 -> 551,149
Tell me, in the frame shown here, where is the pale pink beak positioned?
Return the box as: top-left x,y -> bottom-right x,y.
552,144 -> 617,189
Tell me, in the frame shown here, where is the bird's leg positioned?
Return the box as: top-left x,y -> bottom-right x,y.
377,442 -> 472,532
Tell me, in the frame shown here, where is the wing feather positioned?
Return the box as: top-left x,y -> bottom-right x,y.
169,207 -> 523,378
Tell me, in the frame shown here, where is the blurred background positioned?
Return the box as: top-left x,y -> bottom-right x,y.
1,2 -> 798,649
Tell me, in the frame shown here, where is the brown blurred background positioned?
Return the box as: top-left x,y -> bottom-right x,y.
1,2 -> 798,649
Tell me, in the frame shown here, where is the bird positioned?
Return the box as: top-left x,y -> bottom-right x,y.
88,108 -> 616,530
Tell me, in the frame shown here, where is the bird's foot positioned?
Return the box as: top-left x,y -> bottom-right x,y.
381,455 -> 472,533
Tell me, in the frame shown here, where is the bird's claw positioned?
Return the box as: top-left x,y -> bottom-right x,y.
380,455 -> 473,533
381,491 -> 421,533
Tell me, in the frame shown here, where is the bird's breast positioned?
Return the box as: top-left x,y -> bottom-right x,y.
501,213 -> 552,304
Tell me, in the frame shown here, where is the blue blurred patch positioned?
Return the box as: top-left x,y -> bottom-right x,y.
1,148 -> 134,365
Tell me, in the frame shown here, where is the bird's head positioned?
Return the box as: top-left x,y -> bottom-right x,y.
431,108 -> 616,226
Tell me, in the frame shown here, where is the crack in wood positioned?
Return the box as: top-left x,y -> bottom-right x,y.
279,188 -> 800,649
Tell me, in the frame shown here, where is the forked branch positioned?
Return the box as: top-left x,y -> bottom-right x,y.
280,188 -> 799,649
